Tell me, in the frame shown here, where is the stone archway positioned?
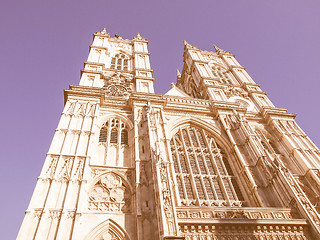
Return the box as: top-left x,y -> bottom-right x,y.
85,219 -> 130,240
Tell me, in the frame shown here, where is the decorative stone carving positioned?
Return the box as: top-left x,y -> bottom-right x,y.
57,157 -> 74,181
32,209 -> 43,219
223,86 -> 248,99
179,224 -> 311,240
106,84 -> 128,97
205,54 -> 224,65
43,156 -> 59,179
88,172 -> 131,212
71,157 -> 85,182
48,210 -> 62,219
158,158 -> 175,232
176,208 -> 293,220
103,72 -> 132,97
65,210 -> 76,219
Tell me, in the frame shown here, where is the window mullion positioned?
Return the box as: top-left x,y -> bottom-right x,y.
104,120 -> 111,165
179,128 -> 198,205
115,120 -> 121,166
193,130 -> 211,202
172,138 -> 185,205
202,129 -> 230,206
200,175 -> 209,202
176,175 -> 186,204
208,176 -> 219,200
226,176 -> 237,201
120,58 -> 123,70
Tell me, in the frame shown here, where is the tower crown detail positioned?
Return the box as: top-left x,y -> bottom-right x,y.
80,28 -> 154,94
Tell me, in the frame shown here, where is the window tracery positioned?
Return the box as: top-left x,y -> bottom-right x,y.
170,126 -> 244,207
110,53 -> 129,71
99,119 -> 128,146
211,65 -> 233,85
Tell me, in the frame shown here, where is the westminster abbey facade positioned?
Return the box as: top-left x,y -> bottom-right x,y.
17,28 -> 320,239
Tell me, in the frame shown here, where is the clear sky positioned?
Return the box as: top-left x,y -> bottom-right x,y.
1,0 -> 320,238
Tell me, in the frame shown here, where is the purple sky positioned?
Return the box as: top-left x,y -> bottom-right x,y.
1,0 -> 320,238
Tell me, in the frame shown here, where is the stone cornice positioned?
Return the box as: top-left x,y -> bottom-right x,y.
83,61 -> 105,67
89,45 -> 109,51
260,107 -> 296,123
229,65 -> 246,70
133,51 -> 150,56
64,85 -> 297,122
134,68 -> 154,73
133,76 -> 155,82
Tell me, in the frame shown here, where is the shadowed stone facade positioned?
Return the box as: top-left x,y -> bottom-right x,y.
17,28 -> 320,239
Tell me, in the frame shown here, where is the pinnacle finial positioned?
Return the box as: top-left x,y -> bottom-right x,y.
115,34 -> 123,39
171,82 -> 176,88
176,69 -> 181,77
133,32 -> 146,41
96,28 -> 110,37
183,40 -> 198,50
214,44 -> 231,54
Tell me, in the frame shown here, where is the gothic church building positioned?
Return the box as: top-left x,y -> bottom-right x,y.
18,28 -> 320,239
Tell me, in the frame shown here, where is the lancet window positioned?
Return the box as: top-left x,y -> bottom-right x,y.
99,119 -> 128,145
110,53 -> 129,71
170,126 -> 244,207
211,65 -> 233,85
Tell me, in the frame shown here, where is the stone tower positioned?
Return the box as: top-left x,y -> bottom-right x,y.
17,29 -> 320,240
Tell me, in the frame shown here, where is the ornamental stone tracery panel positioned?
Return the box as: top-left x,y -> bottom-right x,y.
170,126 -> 245,207
88,172 -> 131,213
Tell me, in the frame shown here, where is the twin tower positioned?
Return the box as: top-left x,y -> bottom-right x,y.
18,28 -> 320,240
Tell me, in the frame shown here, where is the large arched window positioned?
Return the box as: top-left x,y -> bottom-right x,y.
170,126 -> 244,207
110,53 -> 129,71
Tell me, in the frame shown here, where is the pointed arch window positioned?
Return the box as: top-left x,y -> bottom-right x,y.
99,123 -> 108,142
110,53 -> 129,71
110,128 -> 118,144
121,129 -> 128,145
170,126 -> 244,207
98,119 -> 128,146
